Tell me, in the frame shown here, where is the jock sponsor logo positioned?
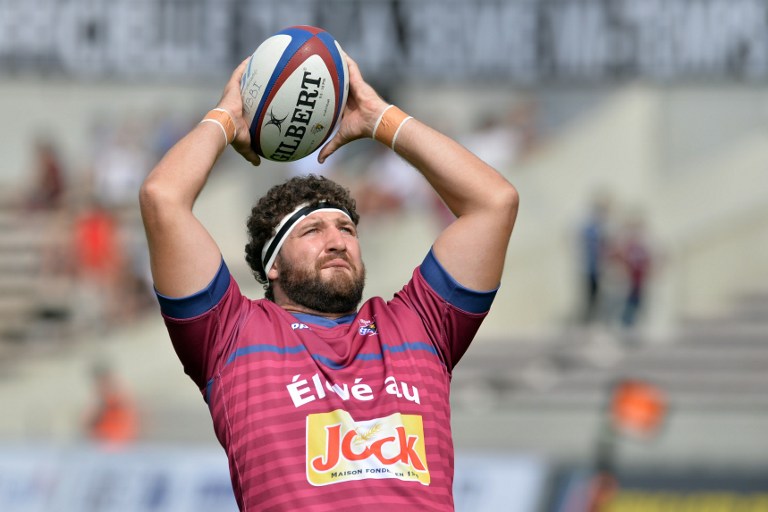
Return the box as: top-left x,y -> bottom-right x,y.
306,410 -> 430,487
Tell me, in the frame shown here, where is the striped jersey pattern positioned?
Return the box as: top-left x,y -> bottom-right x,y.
159,251 -> 496,511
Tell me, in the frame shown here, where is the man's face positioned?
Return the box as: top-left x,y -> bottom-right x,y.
271,211 -> 365,314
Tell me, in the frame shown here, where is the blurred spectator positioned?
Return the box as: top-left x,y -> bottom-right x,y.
121,218 -> 158,318
613,214 -> 654,329
24,137 -> 67,211
84,360 -> 139,447
90,119 -> 150,211
73,200 -> 121,283
148,110 -> 192,162
70,199 -> 125,330
352,143 -> 434,217
578,193 -> 614,325
31,209 -> 77,338
506,97 -> 539,163
69,194 -> 156,330
460,98 -> 539,172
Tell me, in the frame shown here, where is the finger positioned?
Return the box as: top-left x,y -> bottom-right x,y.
232,138 -> 261,166
318,133 -> 343,164
233,56 -> 251,80
345,55 -> 363,83
225,57 -> 252,95
244,150 -> 261,166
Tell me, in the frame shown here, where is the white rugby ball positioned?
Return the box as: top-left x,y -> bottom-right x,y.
240,25 -> 349,162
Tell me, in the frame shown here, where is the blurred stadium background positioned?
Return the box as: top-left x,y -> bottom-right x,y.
1,0 -> 768,510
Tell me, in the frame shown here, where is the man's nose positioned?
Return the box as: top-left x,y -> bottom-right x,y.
325,227 -> 346,251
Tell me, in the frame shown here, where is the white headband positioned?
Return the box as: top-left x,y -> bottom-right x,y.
261,202 -> 353,276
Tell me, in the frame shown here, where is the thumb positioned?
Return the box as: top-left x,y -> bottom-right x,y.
317,131 -> 346,164
232,139 -> 261,166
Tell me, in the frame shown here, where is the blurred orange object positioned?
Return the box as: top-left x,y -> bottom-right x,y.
74,206 -> 120,277
86,363 -> 138,447
611,379 -> 667,437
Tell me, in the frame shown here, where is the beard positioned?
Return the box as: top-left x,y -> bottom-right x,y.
277,254 -> 366,314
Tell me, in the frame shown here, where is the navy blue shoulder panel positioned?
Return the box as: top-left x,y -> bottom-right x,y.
156,259 -> 231,319
420,248 -> 498,314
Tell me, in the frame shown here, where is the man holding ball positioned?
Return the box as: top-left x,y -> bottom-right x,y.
140,51 -> 519,511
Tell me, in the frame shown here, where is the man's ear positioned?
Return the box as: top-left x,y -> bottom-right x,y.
267,260 -> 280,281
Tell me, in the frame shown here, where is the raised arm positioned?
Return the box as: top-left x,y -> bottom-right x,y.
319,57 -> 519,291
139,58 -> 261,298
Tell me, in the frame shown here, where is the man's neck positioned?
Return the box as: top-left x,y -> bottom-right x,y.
279,302 -> 355,320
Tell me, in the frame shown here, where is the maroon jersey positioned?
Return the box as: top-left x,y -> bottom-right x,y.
158,250 -> 496,511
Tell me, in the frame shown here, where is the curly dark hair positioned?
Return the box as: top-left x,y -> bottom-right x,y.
244,174 -> 359,300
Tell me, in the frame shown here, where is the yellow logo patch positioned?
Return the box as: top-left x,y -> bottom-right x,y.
306,410 -> 430,487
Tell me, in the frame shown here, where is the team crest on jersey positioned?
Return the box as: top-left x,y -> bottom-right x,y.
306,410 -> 430,487
358,319 -> 378,336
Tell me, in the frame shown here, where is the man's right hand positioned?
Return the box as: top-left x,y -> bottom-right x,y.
217,57 -> 262,166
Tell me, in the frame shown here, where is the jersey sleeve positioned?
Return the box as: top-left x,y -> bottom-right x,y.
155,259 -> 244,392
395,248 -> 498,371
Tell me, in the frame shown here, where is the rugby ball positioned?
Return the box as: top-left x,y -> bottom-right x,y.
240,26 -> 349,162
